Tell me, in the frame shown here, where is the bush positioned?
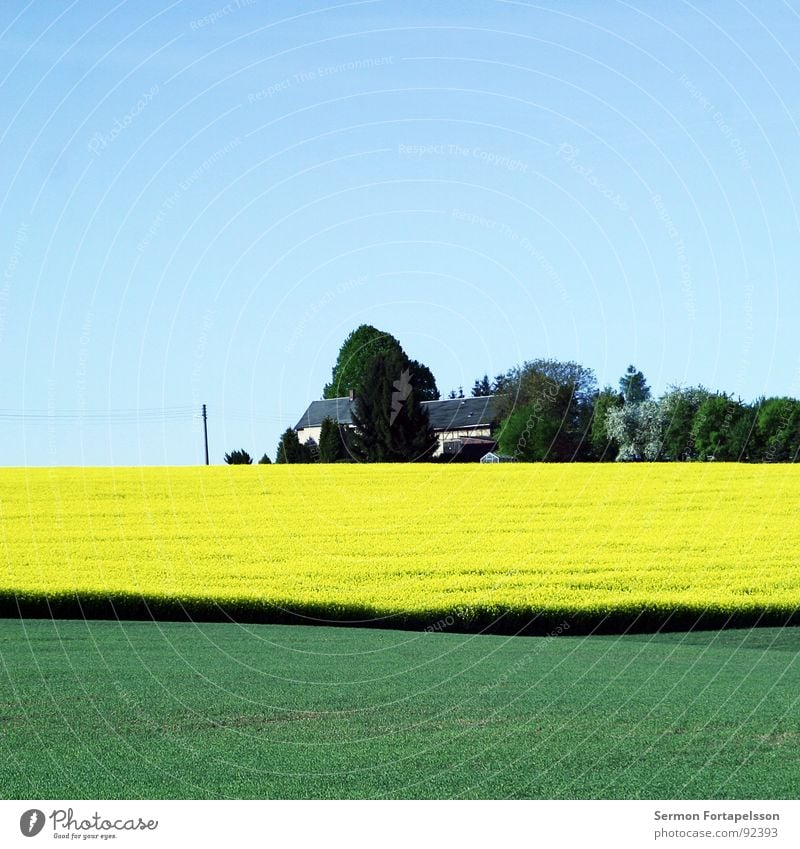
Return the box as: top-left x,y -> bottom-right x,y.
224,449 -> 253,465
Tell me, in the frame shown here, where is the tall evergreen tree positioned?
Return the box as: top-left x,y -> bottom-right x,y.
619,364 -> 650,403
318,416 -> 346,462
275,428 -> 313,464
350,350 -> 437,462
471,374 -> 492,397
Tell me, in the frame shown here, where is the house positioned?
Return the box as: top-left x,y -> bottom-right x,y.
294,393 -> 502,459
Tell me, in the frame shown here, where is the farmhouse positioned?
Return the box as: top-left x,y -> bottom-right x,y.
294,393 -> 502,459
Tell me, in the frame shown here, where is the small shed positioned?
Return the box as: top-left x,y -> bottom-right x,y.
480,452 -> 517,464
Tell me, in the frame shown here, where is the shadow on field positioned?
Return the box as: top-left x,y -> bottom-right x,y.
3,592 -> 799,636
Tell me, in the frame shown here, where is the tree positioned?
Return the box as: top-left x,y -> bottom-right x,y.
350,350 -> 437,462
754,397 -> 800,462
407,359 -> 440,401
728,410 -> 757,461
258,453 -> 272,464
496,402 -> 563,461
660,386 -> 710,461
691,394 -> 754,461
324,325 -> 439,401
319,416 -> 346,462
604,400 -> 665,461
275,428 -> 313,464
324,325 -> 402,399
619,364 -> 650,403
590,387 -> 623,460
471,374 -> 492,397
500,359 -> 597,411
495,358 -> 598,461
224,449 -> 253,465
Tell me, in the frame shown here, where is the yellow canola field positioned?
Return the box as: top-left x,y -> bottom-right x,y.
1,464 -> 798,624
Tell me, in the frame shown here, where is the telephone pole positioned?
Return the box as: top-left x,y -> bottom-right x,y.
202,404 -> 209,465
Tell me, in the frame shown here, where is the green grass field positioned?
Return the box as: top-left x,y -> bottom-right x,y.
1,617 -> 798,799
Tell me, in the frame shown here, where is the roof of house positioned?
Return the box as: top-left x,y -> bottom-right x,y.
294,395 -> 502,432
424,396 -> 499,431
294,397 -> 357,430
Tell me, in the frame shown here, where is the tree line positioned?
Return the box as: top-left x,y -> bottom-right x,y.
225,324 -> 800,464
491,361 -> 800,463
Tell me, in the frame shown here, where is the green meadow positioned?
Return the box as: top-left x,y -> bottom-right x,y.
1,618 -> 798,799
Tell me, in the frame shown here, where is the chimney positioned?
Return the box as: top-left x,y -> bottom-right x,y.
348,388 -> 355,401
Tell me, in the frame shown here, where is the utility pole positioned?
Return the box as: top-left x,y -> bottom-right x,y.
202,404 -> 209,465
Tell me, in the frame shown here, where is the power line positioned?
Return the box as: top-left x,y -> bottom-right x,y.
0,404 -> 299,462
0,405 -> 196,413
0,406 -> 295,425
0,407 -> 197,423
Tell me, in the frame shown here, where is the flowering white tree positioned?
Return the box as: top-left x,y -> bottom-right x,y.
604,400 -> 665,461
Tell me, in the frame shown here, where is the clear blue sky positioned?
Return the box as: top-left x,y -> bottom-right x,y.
2,0 -> 799,465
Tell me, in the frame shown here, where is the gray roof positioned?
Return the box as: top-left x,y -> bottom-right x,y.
295,395 -> 501,432
423,396 -> 500,430
294,397 -> 356,430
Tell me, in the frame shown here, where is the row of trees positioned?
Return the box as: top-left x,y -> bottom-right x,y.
225,324 -> 800,464
491,360 -> 800,463
601,388 -> 800,462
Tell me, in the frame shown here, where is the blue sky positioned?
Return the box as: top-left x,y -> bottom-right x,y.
2,0 -> 799,465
